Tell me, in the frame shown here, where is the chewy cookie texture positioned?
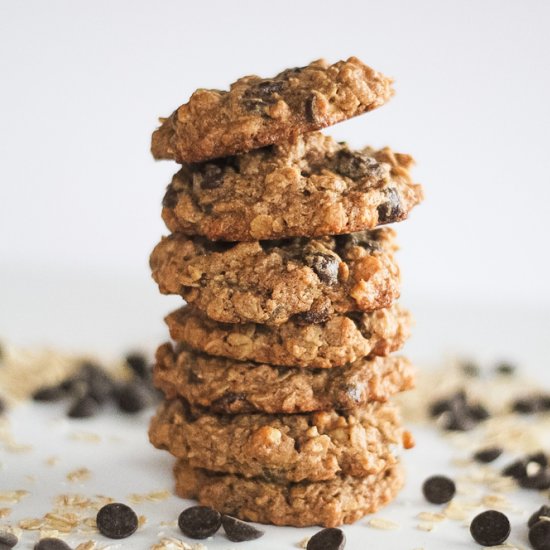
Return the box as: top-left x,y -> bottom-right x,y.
148,57 -> 422,527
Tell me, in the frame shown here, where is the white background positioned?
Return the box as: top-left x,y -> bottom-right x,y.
1,0 -> 550,354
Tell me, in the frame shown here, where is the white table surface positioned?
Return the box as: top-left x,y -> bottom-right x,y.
1,268 -> 549,549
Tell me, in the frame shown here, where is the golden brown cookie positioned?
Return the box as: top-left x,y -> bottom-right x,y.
174,459 -> 404,527
150,228 -> 400,325
151,57 -> 393,163
161,133 -> 423,241
165,303 -> 411,368
153,343 -> 415,414
149,399 -> 403,482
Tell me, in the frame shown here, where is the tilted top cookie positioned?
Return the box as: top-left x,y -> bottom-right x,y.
162,132 -> 423,241
151,57 -> 393,163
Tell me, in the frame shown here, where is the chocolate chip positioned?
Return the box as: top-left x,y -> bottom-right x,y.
304,253 -> 339,285
461,360 -> 480,377
67,394 -> 100,418
469,403 -> 490,421
125,352 -> 149,379
512,395 -> 549,414
199,164 -> 224,190
422,475 -> 456,504
529,505 -> 550,528
115,381 -> 151,414
0,531 -> 18,547
32,385 -> 67,402
178,506 -> 221,539
244,79 -> 285,99
495,361 -> 516,375
162,185 -> 179,208
528,452 -> 549,468
211,392 -> 247,412
34,538 -> 72,550
519,468 -> 550,490
293,302 -> 331,324
304,94 -> 316,123
307,527 -> 346,550
96,502 -> 138,539
221,515 -> 264,542
335,150 -> 380,179
377,187 -> 403,224
502,459 -> 527,479
0,397 -> 5,415
473,447 -> 503,463
470,510 -> 510,546
530,520 -> 550,550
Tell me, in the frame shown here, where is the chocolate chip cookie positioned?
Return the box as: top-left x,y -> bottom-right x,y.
161,133 -> 423,240
150,228 -> 400,325
165,303 -> 411,369
151,57 -> 393,163
153,343 -> 414,414
174,459 -> 403,527
149,398 -> 403,482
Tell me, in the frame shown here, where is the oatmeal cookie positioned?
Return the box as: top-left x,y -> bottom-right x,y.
174,459 -> 403,527
150,228 -> 400,325
151,57 -> 393,163
165,303 -> 410,368
153,343 -> 414,414
149,399 -> 403,482
162,133 -> 423,241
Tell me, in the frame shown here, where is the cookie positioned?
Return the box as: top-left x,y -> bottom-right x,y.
153,343 -> 415,414
149,399 -> 403,482
165,303 -> 410,369
151,57 -> 393,163
174,459 -> 403,527
150,228 -> 400,325
161,133 -> 423,241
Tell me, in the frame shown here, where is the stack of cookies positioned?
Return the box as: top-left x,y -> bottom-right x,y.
148,57 -> 423,528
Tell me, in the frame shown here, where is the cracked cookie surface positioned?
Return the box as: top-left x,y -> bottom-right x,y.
174,459 -> 403,527
151,57 -> 393,163
165,303 -> 410,368
153,343 -> 414,414
149,398 -> 403,482
161,133 -> 423,241
150,228 -> 400,325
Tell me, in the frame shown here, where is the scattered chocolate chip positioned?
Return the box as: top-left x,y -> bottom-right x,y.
422,475 -> 456,504
461,360 -> 480,377
307,527 -> 346,550
335,150 -> 380,179
470,510 -> 510,546
377,187 -> 404,224
529,505 -> 550,528
473,447 -> 503,463
529,452 -> 549,468
0,397 -> 5,415
519,468 -> 550,490
125,352 -> 149,379
115,381 -> 151,414
221,515 -> 264,542
512,395 -> 550,414
34,538 -> 72,550
178,506 -> 221,539
469,403 -> 490,421
495,361 -> 516,375
32,385 -> 67,402
96,502 -> 138,539
429,390 -> 489,431
529,520 -> 550,550
304,253 -> 339,285
0,531 -> 18,547
67,394 -> 100,418
502,459 -> 528,480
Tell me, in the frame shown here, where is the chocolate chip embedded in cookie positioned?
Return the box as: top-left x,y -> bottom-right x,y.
153,343 -> 415,414
151,57 -> 393,163
149,228 -> 400,325
161,133 -> 423,241
148,399 -> 403,482
173,459 -> 404,528
165,304 -> 411,369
